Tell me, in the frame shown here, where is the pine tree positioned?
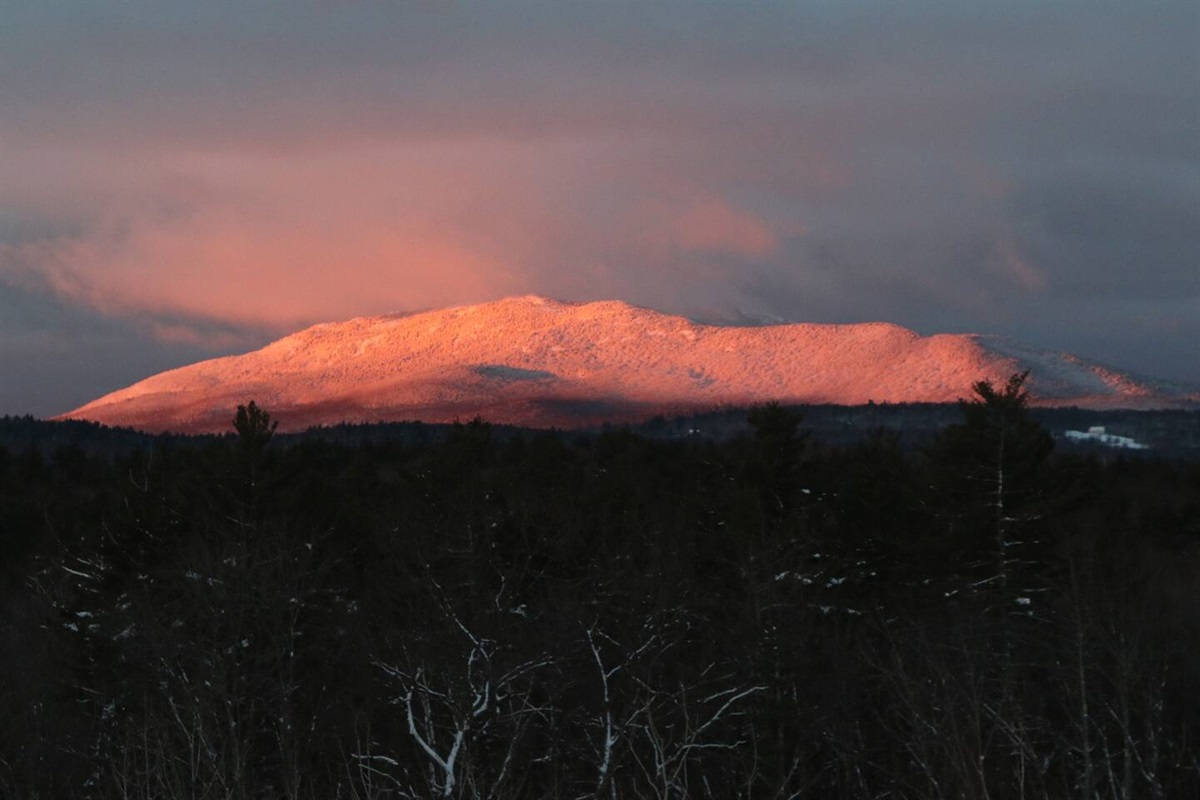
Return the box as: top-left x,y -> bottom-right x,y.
928,371 -> 1054,601
233,401 -> 278,457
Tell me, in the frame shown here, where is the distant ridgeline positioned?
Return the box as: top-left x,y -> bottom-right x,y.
3,403 -> 1199,458
629,404 -> 1200,455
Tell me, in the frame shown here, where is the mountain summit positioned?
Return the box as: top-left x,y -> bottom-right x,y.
60,296 -> 1195,433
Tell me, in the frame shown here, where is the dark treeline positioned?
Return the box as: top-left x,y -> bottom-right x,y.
4,403 -> 1198,459
1,382 -> 1198,799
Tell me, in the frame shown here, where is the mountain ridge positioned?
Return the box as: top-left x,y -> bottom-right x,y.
59,296 -> 1198,433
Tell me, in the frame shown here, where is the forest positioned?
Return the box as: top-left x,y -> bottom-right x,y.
1,376 -> 1198,799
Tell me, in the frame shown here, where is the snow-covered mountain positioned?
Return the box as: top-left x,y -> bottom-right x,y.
59,296 -> 1197,433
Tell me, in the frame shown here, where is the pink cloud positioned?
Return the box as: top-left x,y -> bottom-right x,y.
4,212 -> 520,332
649,195 -> 780,257
1,144 -> 559,335
1,135 -> 802,341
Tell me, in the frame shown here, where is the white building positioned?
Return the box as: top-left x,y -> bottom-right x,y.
1063,425 -> 1149,450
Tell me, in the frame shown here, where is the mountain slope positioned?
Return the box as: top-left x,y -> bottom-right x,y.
60,296 -> 1196,433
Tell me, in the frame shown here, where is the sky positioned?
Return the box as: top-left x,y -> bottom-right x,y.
2,0 -> 1197,417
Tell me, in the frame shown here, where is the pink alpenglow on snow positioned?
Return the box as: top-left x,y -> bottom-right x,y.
59,297 -> 1197,434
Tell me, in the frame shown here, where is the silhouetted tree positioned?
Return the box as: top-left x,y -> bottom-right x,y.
927,372 -> 1054,596
233,401 -> 278,457
746,402 -> 809,523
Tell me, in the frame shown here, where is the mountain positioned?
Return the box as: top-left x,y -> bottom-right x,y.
59,296 -> 1197,433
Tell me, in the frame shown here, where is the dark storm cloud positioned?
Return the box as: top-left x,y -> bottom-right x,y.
0,0 -> 1196,415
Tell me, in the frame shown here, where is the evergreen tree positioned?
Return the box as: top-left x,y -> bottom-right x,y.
927,371 -> 1054,594
233,401 -> 278,457
746,402 -> 809,524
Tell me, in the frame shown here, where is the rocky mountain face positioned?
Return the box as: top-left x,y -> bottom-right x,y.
60,296 -> 1196,433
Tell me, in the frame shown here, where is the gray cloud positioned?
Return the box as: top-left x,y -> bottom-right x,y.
0,282 -> 270,417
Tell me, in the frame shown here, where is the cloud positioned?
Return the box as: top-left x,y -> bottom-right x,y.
2,211 -> 518,333
0,0 -> 1197,416
2,143 -> 540,331
650,195 -> 782,258
1,135 -> 801,339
